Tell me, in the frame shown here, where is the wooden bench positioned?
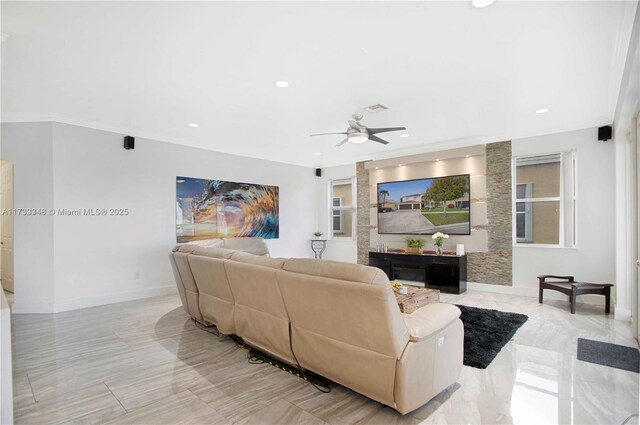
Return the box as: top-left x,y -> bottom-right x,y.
538,275 -> 613,314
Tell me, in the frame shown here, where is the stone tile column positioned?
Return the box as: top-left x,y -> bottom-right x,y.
356,161 -> 370,265
467,141 -> 513,285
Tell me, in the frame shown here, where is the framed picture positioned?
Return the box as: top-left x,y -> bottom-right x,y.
176,176 -> 279,242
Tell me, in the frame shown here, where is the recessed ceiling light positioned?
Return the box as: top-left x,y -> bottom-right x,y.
399,134 -> 409,138
466,155 -> 470,158
275,80 -> 290,88
375,167 -> 379,170
535,108 -> 550,114
313,152 -> 321,156
472,0 -> 496,8
188,123 -> 199,128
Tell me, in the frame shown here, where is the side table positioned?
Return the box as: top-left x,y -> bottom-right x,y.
310,239 -> 328,259
538,275 -> 613,314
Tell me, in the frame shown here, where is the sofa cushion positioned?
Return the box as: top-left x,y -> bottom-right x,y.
230,251 -> 286,269
223,237 -> 270,256
192,246 -> 236,259
282,258 -> 389,286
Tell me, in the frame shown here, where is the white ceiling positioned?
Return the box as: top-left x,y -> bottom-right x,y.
1,1 -> 637,168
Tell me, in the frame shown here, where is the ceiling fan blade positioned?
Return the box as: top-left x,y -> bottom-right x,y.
310,132 -> 348,137
336,138 -> 348,147
367,127 -> 406,134
369,135 -> 389,145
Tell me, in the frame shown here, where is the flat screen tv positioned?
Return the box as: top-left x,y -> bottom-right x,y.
377,174 -> 470,235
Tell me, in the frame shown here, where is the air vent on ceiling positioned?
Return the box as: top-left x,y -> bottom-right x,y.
363,103 -> 390,113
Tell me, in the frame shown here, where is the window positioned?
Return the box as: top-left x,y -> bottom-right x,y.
513,152 -> 576,247
329,178 -> 356,239
332,197 -> 343,233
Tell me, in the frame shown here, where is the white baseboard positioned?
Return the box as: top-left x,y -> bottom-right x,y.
10,302 -> 55,314
615,308 -> 632,321
11,285 -> 177,314
467,281 -> 537,297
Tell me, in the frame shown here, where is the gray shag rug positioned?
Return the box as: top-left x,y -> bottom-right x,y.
455,304 -> 528,369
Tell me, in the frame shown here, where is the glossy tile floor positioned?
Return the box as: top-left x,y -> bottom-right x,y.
11,291 -> 639,425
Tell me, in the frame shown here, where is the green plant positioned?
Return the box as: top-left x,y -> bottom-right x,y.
405,237 -> 425,248
313,231 -> 323,237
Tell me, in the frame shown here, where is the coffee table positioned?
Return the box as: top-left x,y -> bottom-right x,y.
394,287 -> 440,314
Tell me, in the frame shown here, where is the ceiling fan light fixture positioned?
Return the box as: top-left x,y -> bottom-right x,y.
348,134 -> 369,144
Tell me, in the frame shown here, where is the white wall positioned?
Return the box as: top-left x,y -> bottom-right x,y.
315,163 -> 357,263
1,123 -> 55,308
2,122 -> 316,313
512,128 -> 617,300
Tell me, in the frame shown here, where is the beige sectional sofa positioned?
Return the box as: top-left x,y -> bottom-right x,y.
169,238 -> 463,415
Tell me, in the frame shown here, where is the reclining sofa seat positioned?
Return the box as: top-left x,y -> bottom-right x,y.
169,241 -> 463,415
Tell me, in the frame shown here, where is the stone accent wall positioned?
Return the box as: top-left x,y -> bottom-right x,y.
356,161 -> 370,265
467,141 -> 513,285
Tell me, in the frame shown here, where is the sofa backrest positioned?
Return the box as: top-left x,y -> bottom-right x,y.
276,258 -> 409,407
223,254 -> 292,363
170,239 -> 264,325
168,253 -> 190,317
171,251 -> 204,321
222,237 -> 270,256
282,258 -> 390,285
188,247 -> 237,334
186,239 -> 224,248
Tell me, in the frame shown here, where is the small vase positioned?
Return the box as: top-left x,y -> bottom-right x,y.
435,245 -> 443,256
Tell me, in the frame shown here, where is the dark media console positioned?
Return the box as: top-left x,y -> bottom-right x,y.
369,251 -> 467,294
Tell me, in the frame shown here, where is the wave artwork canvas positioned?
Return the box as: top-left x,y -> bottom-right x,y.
176,176 -> 279,242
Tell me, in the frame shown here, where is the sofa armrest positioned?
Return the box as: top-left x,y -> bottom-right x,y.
402,303 -> 461,342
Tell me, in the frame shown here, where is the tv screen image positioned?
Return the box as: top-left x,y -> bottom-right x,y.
377,174 -> 470,235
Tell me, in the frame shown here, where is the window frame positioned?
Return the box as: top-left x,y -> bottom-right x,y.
515,183 -> 533,243
332,197 -> 343,234
328,177 -> 356,240
512,151 -> 577,248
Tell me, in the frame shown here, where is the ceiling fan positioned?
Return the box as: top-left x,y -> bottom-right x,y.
310,114 -> 406,147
